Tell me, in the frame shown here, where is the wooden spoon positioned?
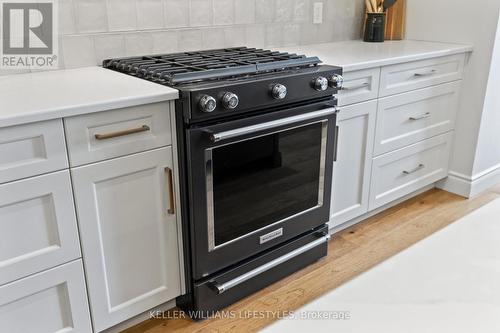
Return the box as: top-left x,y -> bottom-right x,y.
365,0 -> 374,12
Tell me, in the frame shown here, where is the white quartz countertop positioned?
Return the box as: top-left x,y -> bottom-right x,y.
277,40 -> 473,72
0,40 -> 473,128
0,67 -> 178,128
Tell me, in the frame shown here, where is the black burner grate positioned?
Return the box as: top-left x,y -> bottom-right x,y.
103,47 -> 321,85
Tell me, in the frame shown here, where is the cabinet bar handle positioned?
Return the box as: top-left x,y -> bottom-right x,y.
94,125 -> 150,140
409,112 -> 431,121
341,82 -> 369,91
402,163 -> 425,175
165,167 -> 175,215
414,69 -> 437,77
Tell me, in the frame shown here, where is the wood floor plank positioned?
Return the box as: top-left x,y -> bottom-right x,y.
124,188 -> 500,333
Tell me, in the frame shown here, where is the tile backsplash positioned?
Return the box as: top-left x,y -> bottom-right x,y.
3,0 -> 364,74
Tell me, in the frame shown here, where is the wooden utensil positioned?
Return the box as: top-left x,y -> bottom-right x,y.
370,0 -> 378,12
365,0 -> 374,12
385,0 -> 406,40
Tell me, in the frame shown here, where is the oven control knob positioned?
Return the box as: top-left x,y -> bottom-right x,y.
329,74 -> 344,89
199,95 -> 217,113
222,92 -> 239,110
271,84 -> 287,99
313,76 -> 329,91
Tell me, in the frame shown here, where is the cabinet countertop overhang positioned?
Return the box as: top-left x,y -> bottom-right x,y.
277,40 -> 473,72
0,66 -> 179,128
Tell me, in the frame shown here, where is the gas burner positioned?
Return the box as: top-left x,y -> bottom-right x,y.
103,47 -> 321,85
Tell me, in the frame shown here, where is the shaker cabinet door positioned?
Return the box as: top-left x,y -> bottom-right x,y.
330,100 -> 377,228
71,147 -> 181,332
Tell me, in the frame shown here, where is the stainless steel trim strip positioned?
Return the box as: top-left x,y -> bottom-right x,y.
210,107 -> 337,143
206,119 -> 330,252
210,234 -> 331,294
206,149 -> 216,250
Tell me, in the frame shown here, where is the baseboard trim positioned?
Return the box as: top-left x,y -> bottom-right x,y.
469,164 -> 500,197
436,165 -> 500,198
436,172 -> 471,198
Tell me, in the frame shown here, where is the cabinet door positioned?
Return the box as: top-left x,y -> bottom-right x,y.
0,260 -> 92,333
330,100 -> 377,228
0,171 -> 81,286
71,147 -> 181,332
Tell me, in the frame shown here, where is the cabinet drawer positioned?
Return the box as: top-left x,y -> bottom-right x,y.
379,54 -> 465,97
0,260 -> 92,333
338,68 -> 380,106
0,120 -> 68,184
64,102 -> 172,166
374,81 -> 460,156
0,171 -> 81,286
369,132 -> 452,210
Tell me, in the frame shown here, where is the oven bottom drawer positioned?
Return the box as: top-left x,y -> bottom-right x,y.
178,225 -> 329,317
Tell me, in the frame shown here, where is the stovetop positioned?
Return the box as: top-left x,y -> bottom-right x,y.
102,47 -> 322,86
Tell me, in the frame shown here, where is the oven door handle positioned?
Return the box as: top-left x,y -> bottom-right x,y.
209,107 -> 338,143
208,234 -> 330,294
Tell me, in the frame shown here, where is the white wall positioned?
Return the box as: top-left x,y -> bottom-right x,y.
406,0 -> 500,196
472,15 -> 500,176
0,0 -> 365,75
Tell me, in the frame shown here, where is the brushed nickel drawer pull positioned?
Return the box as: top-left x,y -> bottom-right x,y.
402,163 -> 425,175
409,112 -> 431,121
414,69 -> 437,77
94,125 -> 150,140
341,82 -> 369,91
165,167 -> 175,215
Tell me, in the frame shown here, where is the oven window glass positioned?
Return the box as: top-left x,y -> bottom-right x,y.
211,122 -> 325,247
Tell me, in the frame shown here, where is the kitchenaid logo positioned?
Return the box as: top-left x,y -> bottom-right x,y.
259,228 -> 283,244
1,0 -> 58,69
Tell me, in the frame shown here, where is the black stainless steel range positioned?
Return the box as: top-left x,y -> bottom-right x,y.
103,47 -> 343,316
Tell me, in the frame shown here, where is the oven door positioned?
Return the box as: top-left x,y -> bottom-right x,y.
187,101 -> 338,279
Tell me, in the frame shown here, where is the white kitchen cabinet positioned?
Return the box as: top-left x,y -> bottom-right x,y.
0,119 -> 68,184
338,68 -> 380,106
64,102 -> 172,167
379,54 -> 465,97
374,81 -> 460,156
0,260 -> 92,333
369,132 -> 452,210
0,171 -> 81,286
330,100 -> 377,228
71,146 -> 181,332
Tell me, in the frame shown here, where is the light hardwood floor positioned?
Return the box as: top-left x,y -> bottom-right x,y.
126,185 -> 500,333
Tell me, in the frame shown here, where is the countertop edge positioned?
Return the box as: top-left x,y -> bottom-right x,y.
338,45 -> 474,72
0,90 -> 179,129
